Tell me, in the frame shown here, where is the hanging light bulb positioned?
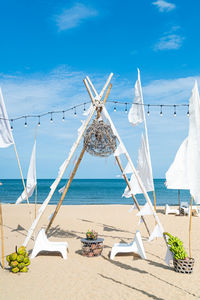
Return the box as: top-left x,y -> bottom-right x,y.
11,119 -> 13,131
74,107 -> 77,117
24,116 -> 27,127
187,105 -> 189,117
62,111 -> 65,121
160,105 -> 163,117
38,116 -> 40,127
50,112 -> 53,123
174,105 -> 176,117
147,104 -> 150,116
114,102 -> 116,112
125,103 -> 128,113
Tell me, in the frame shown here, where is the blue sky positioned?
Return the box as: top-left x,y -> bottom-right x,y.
0,0 -> 200,179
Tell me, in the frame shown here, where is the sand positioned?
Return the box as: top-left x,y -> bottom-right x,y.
0,204 -> 199,300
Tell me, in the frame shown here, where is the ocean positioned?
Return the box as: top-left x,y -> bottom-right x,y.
0,179 -> 191,206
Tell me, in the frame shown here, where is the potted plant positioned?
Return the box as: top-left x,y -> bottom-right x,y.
86,229 -> 98,240
163,232 -> 194,274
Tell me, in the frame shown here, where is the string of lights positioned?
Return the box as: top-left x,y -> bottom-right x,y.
0,99 -> 190,129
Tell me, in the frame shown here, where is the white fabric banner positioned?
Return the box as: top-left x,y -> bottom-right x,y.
165,81 -> 200,204
122,134 -> 154,197
0,88 -> 14,148
128,69 -> 144,126
16,141 -> 37,204
148,224 -> 163,242
165,138 -> 189,189
136,202 -> 153,216
187,81 -> 200,204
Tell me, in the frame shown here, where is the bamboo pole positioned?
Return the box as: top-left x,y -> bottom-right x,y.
189,196 -> 193,258
0,201 -> 4,269
35,184 -> 37,219
153,190 -> 157,212
178,189 -> 180,213
46,146 -> 86,234
34,127 -> 38,219
115,156 -> 150,236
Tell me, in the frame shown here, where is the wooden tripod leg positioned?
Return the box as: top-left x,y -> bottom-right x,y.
46,146 -> 86,234
115,156 -> 150,236
0,201 -> 5,269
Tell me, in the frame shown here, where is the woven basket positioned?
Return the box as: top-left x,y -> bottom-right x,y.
173,257 -> 194,274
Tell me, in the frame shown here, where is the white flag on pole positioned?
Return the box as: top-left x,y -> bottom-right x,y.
128,69 -> 144,126
16,141 -> 37,204
123,161 -> 133,175
114,143 -> 126,156
0,88 -> 14,148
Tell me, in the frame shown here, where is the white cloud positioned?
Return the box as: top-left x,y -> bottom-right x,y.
55,3 -> 98,31
154,34 -> 184,51
152,0 -> 176,12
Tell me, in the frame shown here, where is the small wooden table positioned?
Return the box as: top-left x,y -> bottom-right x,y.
81,238 -> 104,257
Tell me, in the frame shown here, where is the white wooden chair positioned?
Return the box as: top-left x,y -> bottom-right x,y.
110,230 -> 146,260
31,229 -> 68,259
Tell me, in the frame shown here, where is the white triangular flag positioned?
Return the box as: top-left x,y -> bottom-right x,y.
164,247 -> 174,266
128,204 -> 135,212
128,69 -> 144,126
122,172 -> 140,198
138,217 -> 144,225
136,202 -> 153,216
16,141 -> 37,204
148,224 -> 163,242
58,185 -> 66,194
123,161 -> 133,174
114,143 -> 125,156
0,88 -> 14,148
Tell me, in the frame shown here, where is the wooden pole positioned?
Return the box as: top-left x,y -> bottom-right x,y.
153,190 -> 157,212
189,196 -> 193,258
34,126 -> 38,219
115,156 -> 150,236
46,146 -> 86,234
178,189 -> 180,213
35,184 -> 37,219
0,201 -> 5,269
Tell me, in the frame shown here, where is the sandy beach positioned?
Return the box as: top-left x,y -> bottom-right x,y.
0,204 -> 199,300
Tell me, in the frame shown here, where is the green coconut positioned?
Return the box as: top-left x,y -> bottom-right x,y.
20,266 -> 28,272
9,252 -> 17,261
10,260 -> 18,268
6,255 -> 10,263
11,267 -> 19,273
17,246 -> 26,256
17,255 -> 24,263
24,257 -> 30,266
18,262 -> 25,270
